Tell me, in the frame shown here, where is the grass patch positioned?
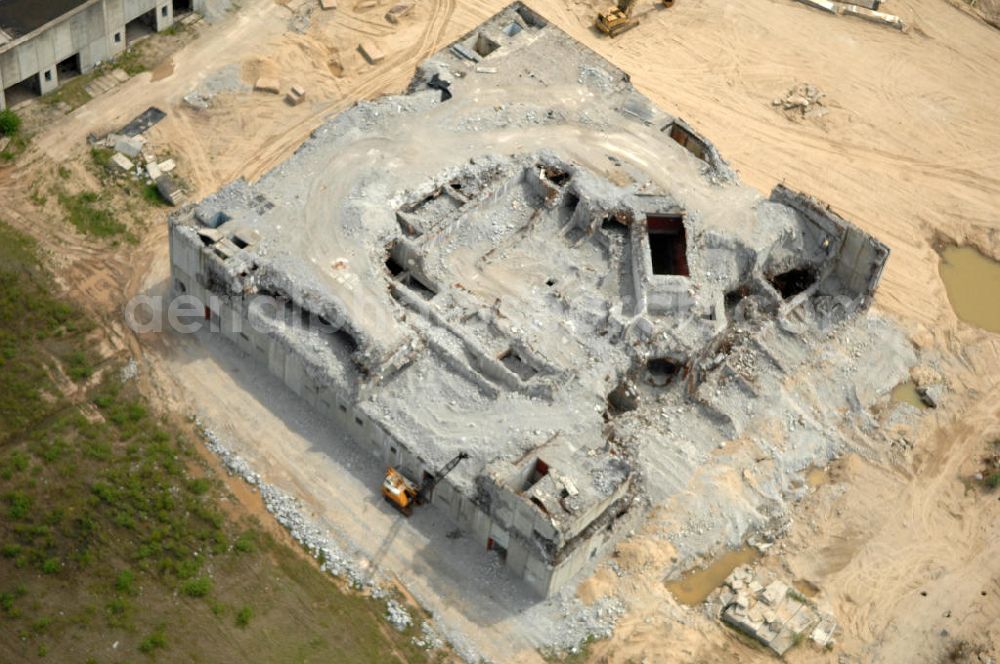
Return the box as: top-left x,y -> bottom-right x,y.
0,221 -> 442,662
142,183 -> 168,207
986,472 -> 1000,489
56,190 -> 131,240
0,109 -> 21,136
235,605 -> 252,628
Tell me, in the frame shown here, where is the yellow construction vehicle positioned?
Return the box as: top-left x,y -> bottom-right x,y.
595,0 -> 673,37
382,452 -> 469,516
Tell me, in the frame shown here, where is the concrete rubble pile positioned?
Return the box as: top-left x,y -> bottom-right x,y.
168,1 -> 916,604
773,82 -> 827,120
712,565 -> 837,655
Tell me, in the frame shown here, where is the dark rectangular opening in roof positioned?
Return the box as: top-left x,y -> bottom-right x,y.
173,0 -> 193,14
769,267 -> 817,299
647,214 -> 689,276
521,458 -> 549,492
474,33 -> 500,57
664,122 -> 709,163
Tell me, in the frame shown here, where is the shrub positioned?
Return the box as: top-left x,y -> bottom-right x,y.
139,626 -> 166,653
235,605 -> 252,628
115,569 -> 135,594
180,576 -> 211,598
0,109 -> 20,136
987,472 -> 1000,489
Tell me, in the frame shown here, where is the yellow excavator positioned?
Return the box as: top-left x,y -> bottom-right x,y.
382,452 -> 469,516
595,0 -> 674,37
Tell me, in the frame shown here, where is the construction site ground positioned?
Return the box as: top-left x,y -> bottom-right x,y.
2,0 -> 999,661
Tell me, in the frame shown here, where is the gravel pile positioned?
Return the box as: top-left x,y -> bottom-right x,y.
386,599 -> 413,631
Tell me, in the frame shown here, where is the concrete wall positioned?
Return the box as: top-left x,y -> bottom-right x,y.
0,0 -> 206,109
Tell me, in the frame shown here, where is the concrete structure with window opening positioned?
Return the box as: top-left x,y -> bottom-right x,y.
0,0 -> 205,109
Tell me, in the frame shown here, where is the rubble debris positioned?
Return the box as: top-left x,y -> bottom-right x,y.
385,2 -> 413,23
286,84 -> 307,106
358,40 -> 386,64
385,599 -> 413,631
772,83 -> 827,121
159,158 -> 177,173
146,162 -> 162,181
254,77 -> 281,94
713,566 -> 838,655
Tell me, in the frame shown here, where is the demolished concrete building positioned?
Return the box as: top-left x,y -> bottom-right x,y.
168,3 -> 892,596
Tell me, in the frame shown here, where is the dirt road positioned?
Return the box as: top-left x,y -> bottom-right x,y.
1,0 -> 998,660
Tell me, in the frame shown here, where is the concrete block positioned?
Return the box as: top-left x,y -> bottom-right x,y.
358,41 -> 385,64
320,0 -> 337,8
356,0 -> 377,9
146,162 -> 162,180
156,174 -> 187,207
110,153 -> 134,172
840,4 -> 905,29
385,3 -> 413,23
115,136 -> 143,159
158,158 -> 176,173
286,84 -> 306,106
254,77 -> 281,94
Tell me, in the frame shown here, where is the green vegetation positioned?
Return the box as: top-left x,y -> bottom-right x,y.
56,190 -> 132,241
0,109 -> 21,136
0,220 -> 439,662
987,472 -> 1000,489
235,605 -> 253,628
142,182 -> 168,206
0,110 -> 27,162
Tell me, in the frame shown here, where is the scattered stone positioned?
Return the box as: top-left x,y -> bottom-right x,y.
254,77 -> 281,94
320,0 -> 337,8
158,158 -> 176,173
773,82 -> 827,121
359,40 -> 385,64
146,162 -> 163,181
476,66 -> 498,74
386,599 -> 412,631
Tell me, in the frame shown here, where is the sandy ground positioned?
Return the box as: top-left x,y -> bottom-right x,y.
1,0 -> 999,661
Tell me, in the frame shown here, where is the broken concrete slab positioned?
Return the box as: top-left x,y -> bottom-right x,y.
146,162 -> 162,181
110,68 -> 129,83
840,4 -> 905,29
114,136 -> 144,159
715,565 -> 836,656
156,174 -> 187,206
358,40 -> 385,64
158,159 -> 176,173
110,153 -> 134,172
794,0 -> 840,13
319,0 -> 337,8
385,2 -> 413,23
254,77 -> 281,94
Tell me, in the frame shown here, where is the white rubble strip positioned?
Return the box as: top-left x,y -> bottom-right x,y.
709,565 -> 837,656
193,413 -> 626,661
793,0 -> 905,29
193,420 -> 446,649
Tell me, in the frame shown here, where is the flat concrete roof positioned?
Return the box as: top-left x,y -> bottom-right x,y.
0,0 -> 89,39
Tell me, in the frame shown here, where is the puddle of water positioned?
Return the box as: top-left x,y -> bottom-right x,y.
805,466 -> 830,488
664,545 -> 760,606
151,60 -> 175,82
939,245 -> 1000,333
891,381 -> 928,410
793,578 -> 820,598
